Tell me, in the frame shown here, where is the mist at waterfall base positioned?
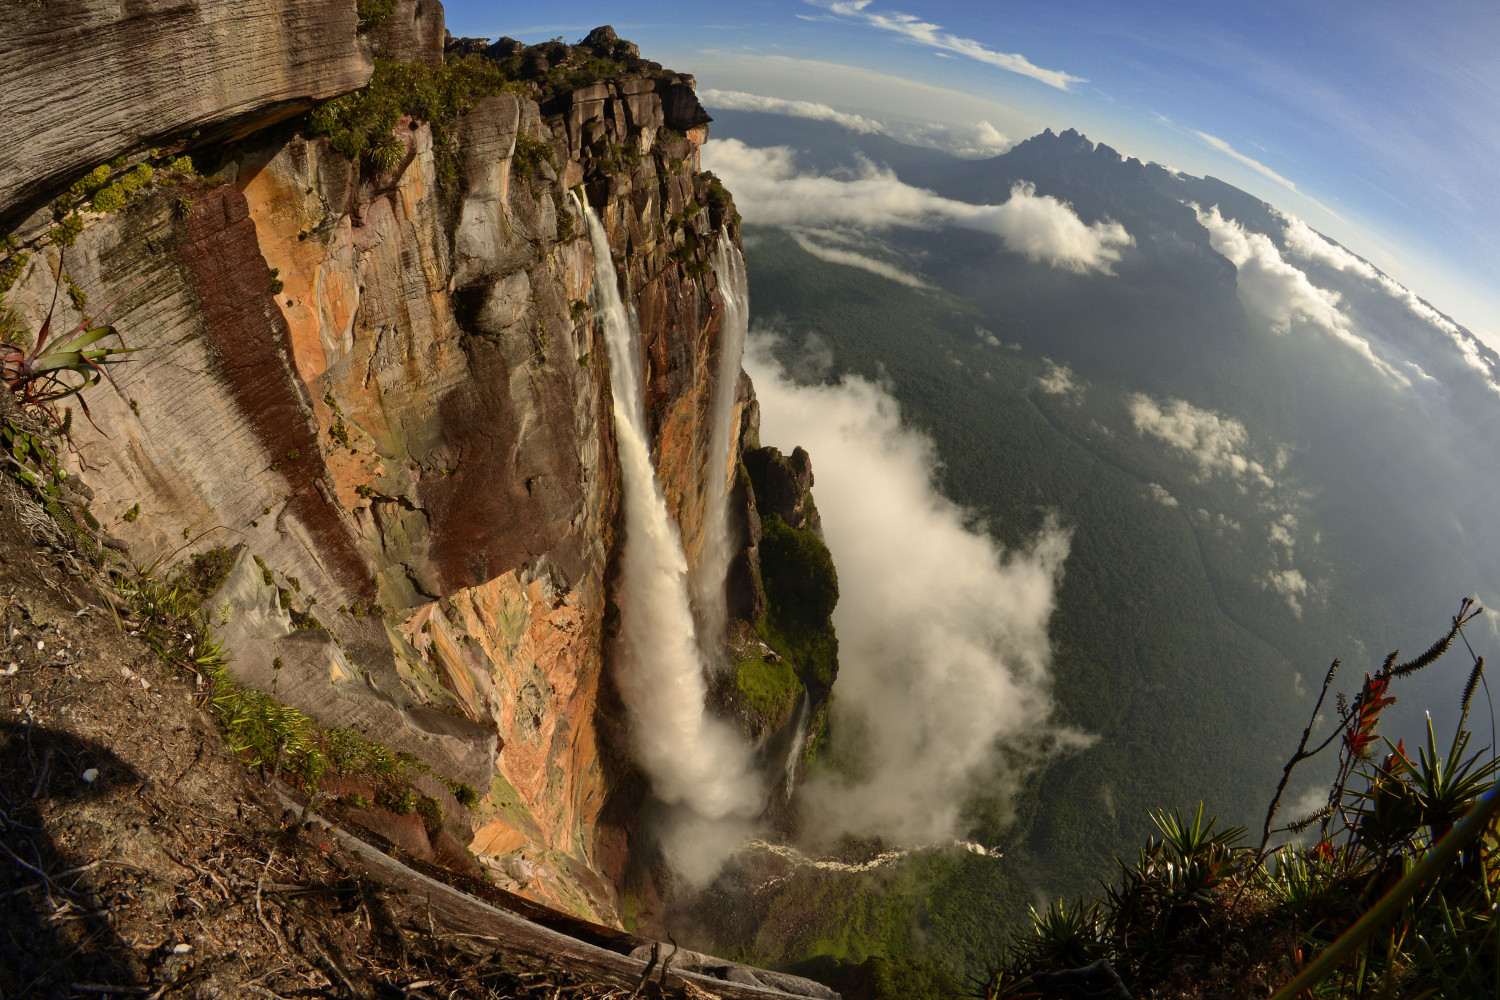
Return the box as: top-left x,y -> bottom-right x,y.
580,203 -> 760,885
746,334 -> 1091,848
581,191 -> 1082,888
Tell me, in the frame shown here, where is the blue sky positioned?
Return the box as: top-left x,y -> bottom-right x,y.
444,1 -> 1499,345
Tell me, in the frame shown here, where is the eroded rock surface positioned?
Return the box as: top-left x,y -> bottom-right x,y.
2,21 -> 749,924
0,0 -> 372,228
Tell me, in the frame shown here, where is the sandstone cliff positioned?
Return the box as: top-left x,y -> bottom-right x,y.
0,3 -> 798,929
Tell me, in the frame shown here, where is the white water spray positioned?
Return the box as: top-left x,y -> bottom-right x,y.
578,198 -> 759,828
690,235 -> 750,656
782,693 -> 810,788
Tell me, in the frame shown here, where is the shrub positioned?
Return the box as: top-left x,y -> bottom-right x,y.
355,0 -> 396,32
307,54 -> 523,196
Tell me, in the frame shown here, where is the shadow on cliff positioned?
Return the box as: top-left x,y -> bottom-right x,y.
0,721 -> 149,995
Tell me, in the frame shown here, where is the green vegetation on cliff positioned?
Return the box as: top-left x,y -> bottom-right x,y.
735,653 -> 802,722
757,512 -> 839,691
308,54 -> 523,175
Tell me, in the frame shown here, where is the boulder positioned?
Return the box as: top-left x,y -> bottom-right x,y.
445,33 -> 490,57
486,36 -> 526,59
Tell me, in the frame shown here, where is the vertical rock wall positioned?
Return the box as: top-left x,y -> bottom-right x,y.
0,18 -> 747,922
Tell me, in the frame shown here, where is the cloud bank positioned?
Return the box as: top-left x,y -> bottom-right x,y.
1195,206 -> 1408,386
704,139 -> 1133,274
746,334 -> 1086,846
810,0 -> 1084,90
886,118 -> 1011,159
1280,213 -> 1500,397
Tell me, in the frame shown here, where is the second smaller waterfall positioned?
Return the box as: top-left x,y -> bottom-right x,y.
691,234 -> 751,658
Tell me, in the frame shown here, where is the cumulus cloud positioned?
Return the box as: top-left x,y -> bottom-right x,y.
704,139 -> 1133,274
1195,206 -> 1408,386
1146,483 -> 1179,508
1266,568 -> 1309,617
790,230 -> 931,288
1269,512 -> 1297,551
746,333 -> 1088,846
1281,213 -> 1500,398
810,0 -> 1085,90
1129,393 -> 1276,490
699,89 -> 1010,158
1132,390 -> 1310,615
1036,360 -> 1082,399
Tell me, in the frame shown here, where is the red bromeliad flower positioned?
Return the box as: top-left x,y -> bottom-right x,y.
1345,673 -> 1396,759
1379,739 -> 1410,777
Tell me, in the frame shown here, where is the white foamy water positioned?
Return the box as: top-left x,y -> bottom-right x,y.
578,198 -> 759,829
690,234 -> 750,660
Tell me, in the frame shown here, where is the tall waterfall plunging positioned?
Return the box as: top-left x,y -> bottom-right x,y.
691,235 -> 750,659
578,198 -> 759,835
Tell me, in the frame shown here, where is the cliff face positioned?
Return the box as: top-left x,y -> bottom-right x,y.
0,5 -> 755,922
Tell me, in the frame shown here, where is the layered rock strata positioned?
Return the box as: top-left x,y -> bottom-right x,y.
0,0 -> 373,229
1,12 -> 760,922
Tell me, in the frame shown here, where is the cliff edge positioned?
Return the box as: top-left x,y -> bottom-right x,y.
0,3 -> 835,996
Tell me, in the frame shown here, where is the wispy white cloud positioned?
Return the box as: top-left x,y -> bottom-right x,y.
703,139 -> 1133,273
1193,130 -> 1299,193
699,89 -> 885,134
809,0 -> 1084,91
1131,391 -> 1312,615
789,231 -> 931,288
1265,568 -> 1309,617
1191,131 -> 1344,222
1146,483 -> 1179,508
700,88 -> 1011,158
746,334 -> 1088,845
1196,205 -> 1409,386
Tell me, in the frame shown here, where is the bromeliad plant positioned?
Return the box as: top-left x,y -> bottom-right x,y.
1,262 -> 137,414
986,599 -> 1500,1000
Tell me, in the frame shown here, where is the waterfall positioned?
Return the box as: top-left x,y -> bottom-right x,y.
577,197 -> 758,825
691,234 -> 750,659
782,691 -> 810,788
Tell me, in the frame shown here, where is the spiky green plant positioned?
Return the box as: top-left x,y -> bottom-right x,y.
1022,898 -> 1103,970
2,268 -> 139,412
988,600 -> 1500,1000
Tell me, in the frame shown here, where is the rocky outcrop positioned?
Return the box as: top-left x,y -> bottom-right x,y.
0,0 -> 373,228
363,0 -> 447,66
745,445 -> 819,532
1,18 -> 749,924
